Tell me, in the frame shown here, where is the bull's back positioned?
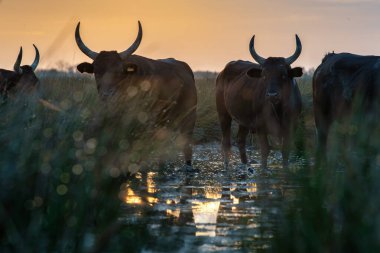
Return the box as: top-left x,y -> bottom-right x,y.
158,58 -> 194,82
314,53 -> 380,91
135,56 -> 197,124
216,61 -> 262,127
156,58 -> 197,109
217,60 -> 257,86
314,53 -> 380,118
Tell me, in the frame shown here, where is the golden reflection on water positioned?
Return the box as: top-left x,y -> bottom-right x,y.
125,188 -> 142,205
147,172 -> 157,194
124,172 -> 158,205
166,208 -> 181,218
146,172 -> 159,204
123,172 -> 262,238
192,187 -> 222,237
247,183 -> 258,194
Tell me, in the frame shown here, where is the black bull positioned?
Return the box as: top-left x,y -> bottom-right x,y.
216,35 -> 303,169
313,53 -> 380,158
0,45 -> 40,98
75,21 -> 197,166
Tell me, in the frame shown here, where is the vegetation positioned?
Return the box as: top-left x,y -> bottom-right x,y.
274,85 -> 380,253
0,71 -> 179,252
0,69 -> 379,252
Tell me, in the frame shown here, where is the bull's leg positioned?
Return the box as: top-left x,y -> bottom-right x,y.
237,125 -> 249,164
315,127 -> 328,168
220,115 -> 232,168
258,133 -> 269,169
282,134 -> 290,169
179,111 -> 197,166
216,87 -> 232,168
182,131 -> 193,166
315,112 -> 330,168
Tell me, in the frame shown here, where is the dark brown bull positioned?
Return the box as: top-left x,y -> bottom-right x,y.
0,45 -> 40,98
216,35 -> 303,169
75,21 -> 197,166
313,52 -> 380,160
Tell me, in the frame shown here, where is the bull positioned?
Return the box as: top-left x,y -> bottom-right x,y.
0,45 -> 40,98
216,35 -> 303,169
75,21 -> 197,167
313,52 -> 380,160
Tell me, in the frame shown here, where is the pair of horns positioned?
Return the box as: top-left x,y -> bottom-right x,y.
249,34 -> 302,65
75,21 -> 143,60
14,45 -> 40,74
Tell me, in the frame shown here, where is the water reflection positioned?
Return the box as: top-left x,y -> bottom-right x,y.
124,188 -> 142,205
121,143 -> 301,252
191,186 -> 222,237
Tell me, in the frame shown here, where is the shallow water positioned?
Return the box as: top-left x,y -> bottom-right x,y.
121,143 -> 305,252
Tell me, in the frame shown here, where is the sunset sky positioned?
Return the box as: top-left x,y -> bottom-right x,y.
1,0 -> 380,71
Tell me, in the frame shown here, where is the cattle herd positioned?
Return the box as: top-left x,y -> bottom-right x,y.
0,21 -> 379,170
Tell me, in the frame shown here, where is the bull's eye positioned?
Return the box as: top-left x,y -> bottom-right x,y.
123,66 -> 136,74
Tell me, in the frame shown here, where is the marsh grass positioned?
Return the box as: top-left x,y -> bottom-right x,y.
0,71 -> 182,252
0,70 -> 316,252
1,69 -> 378,252
274,95 -> 380,253
194,72 -> 220,143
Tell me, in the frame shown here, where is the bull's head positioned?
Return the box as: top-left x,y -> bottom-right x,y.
247,35 -> 303,104
0,45 -> 40,97
75,21 -> 142,100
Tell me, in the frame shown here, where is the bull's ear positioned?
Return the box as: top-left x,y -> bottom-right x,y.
289,67 -> 303,77
247,68 -> 262,78
123,63 -> 138,74
77,62 -> 94,74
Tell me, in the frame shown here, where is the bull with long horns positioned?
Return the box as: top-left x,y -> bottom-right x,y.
75,21 -> 197,167
0,45 -> 40,98
216,35 -> 303,169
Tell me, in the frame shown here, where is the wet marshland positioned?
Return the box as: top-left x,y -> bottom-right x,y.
1,72 -> 379,253
122,143 -> 305,252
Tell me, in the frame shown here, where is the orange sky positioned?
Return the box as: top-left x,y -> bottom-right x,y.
1,0 -> 380,71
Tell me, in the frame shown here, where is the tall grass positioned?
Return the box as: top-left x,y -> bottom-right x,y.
2,69 -> 378,252
194,72 -> 220,143
0,71 -> 181,252
274,90 -> 380,253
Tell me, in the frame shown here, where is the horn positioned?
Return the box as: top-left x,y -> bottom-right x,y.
249,35 -> 266,65
119,21 -> 143,59
75,22 -> 99,60
285,34 -> 302,65
13,47 -> 23,74
31,44 -> 40,71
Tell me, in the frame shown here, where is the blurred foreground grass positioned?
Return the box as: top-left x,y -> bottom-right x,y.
1,69 -> 379,252
274,88 -> 380,253
0,70 -> 184,252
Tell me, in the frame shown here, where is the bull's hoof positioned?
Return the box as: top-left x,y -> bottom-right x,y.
247,167 -> 259,177
260,168 -> 274,177
184,164 -> 200,174
236,163 -> 247,177
250,159 -> 259,164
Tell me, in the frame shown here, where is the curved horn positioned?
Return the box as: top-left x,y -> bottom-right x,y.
285,34 -> 302,65
31,44 -> 40,71
13,47 -> 23,74
75,22 -> 99,60
119,21 -> 143,59
249,35 -> 266,65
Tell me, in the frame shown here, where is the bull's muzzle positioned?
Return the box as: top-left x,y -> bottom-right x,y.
266,91 -> 280,104
266,92 -> 279,97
